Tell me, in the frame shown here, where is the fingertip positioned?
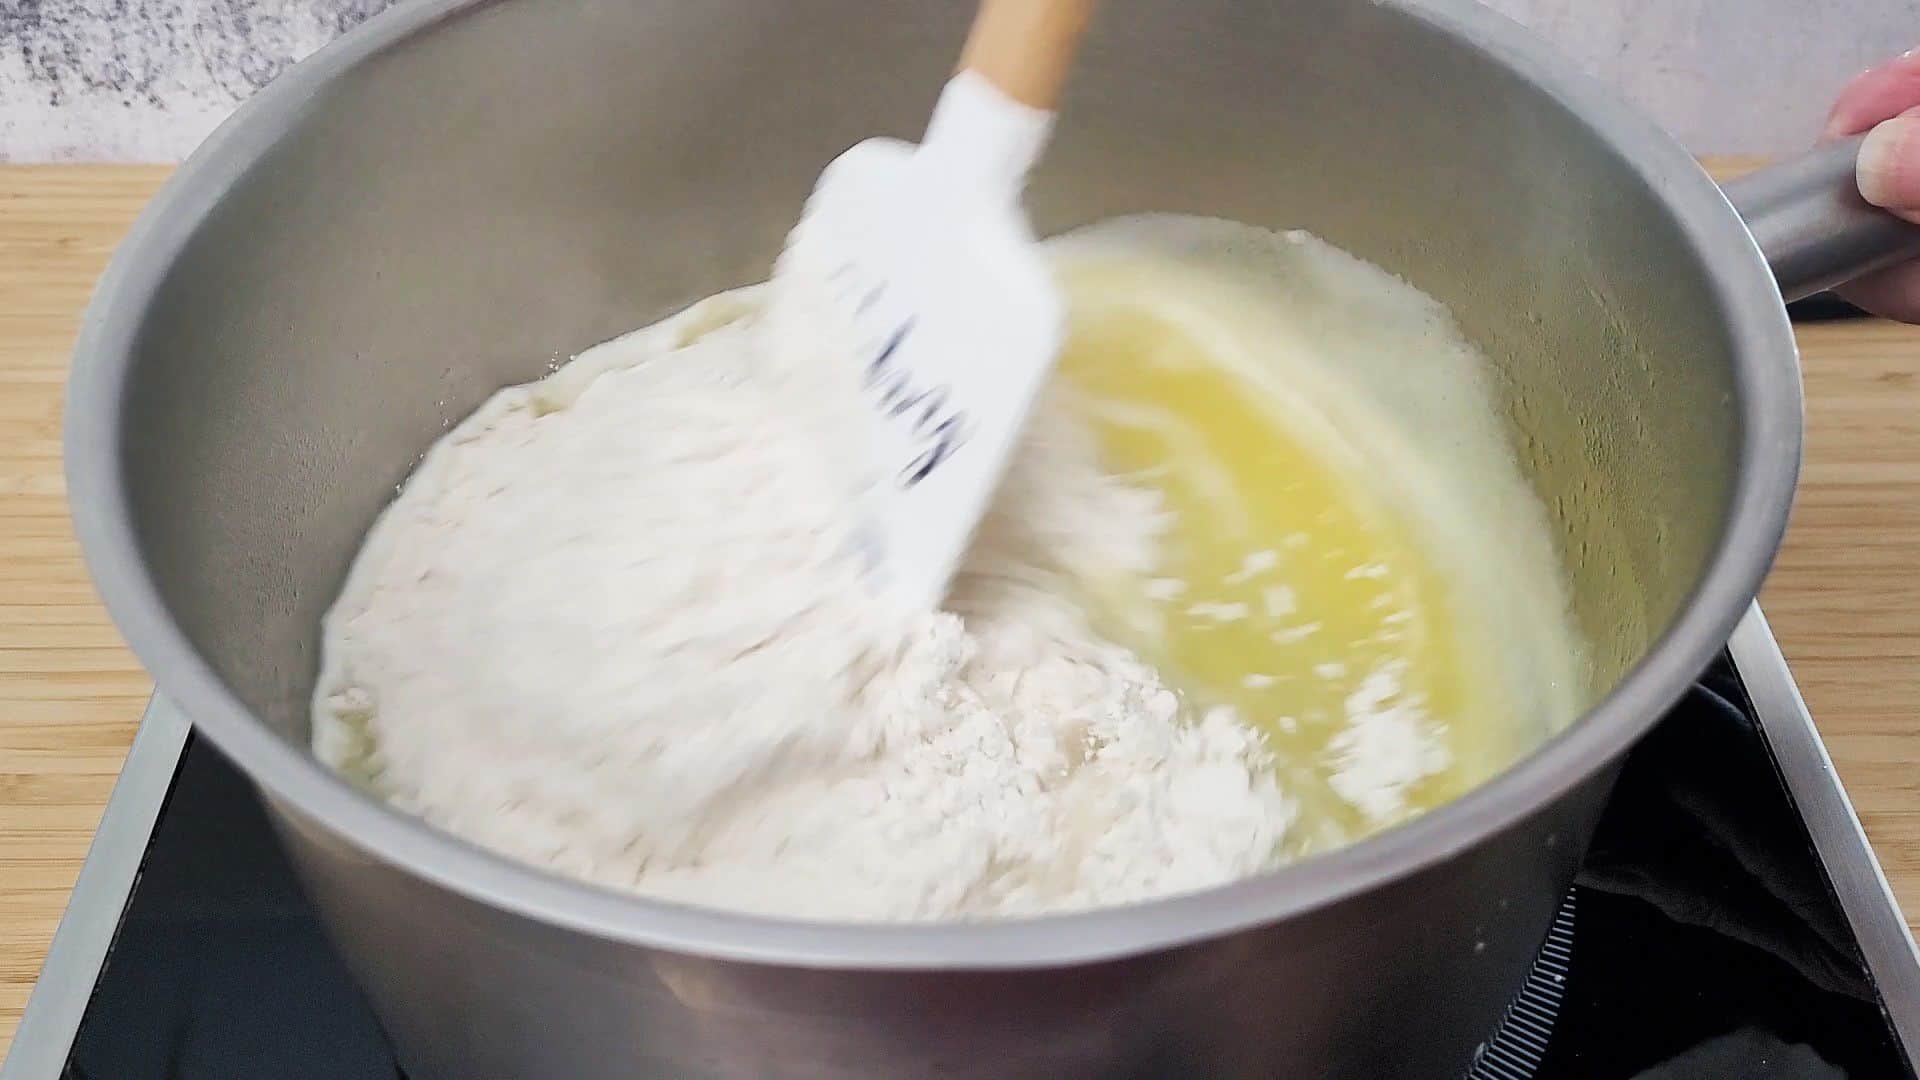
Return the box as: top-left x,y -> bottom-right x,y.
1858,114 -> 1920,217
1826,49 -> 1920,138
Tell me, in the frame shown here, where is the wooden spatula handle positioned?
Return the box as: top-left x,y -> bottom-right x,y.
959,0 -> 1101,110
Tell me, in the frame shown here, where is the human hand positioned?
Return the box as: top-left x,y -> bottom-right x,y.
1826,49 -> 1920,321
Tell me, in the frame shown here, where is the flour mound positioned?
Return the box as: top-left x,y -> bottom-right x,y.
313,289 -> 1293,921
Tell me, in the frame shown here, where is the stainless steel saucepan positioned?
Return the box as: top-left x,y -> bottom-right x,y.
63,1 -> 1920,1076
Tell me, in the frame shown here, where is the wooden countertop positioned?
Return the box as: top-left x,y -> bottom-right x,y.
3,164 -> 1920,1057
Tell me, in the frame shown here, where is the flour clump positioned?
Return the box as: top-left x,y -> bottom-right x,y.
313,278 -> 1296,921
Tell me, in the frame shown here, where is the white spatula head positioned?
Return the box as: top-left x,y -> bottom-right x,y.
780,72 -> 1066,611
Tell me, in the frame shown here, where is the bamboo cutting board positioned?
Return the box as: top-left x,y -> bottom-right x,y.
3,164 -> 1920,1059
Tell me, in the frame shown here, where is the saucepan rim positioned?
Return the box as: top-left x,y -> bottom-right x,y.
63,0 -> 1801,969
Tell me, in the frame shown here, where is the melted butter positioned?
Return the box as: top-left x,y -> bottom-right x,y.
1047,221 -> 1579,853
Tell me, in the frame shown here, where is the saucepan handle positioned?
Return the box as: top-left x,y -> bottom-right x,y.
1723,134 -> 1920,303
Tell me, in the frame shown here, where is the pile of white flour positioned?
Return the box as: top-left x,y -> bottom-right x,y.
313,280 -> 1295,921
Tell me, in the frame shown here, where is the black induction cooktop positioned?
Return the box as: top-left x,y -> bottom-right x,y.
4,608 -> 1917,1080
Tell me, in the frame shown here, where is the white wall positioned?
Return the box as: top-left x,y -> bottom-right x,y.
0,0 -> 1914,161
1482,0 -> 1918,156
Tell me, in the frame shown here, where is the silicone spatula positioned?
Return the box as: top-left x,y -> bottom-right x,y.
782,0 -> 1100,611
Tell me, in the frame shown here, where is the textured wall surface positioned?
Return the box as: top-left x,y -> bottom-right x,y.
1479,0 -> 1916,156
0,0 -> 1915,161
0,0 -> 395,160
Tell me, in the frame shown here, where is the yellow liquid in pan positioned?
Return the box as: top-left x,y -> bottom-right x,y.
1050,229 -> 1572,853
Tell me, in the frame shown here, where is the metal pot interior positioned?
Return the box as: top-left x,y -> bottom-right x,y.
112,0 -> 1741,823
